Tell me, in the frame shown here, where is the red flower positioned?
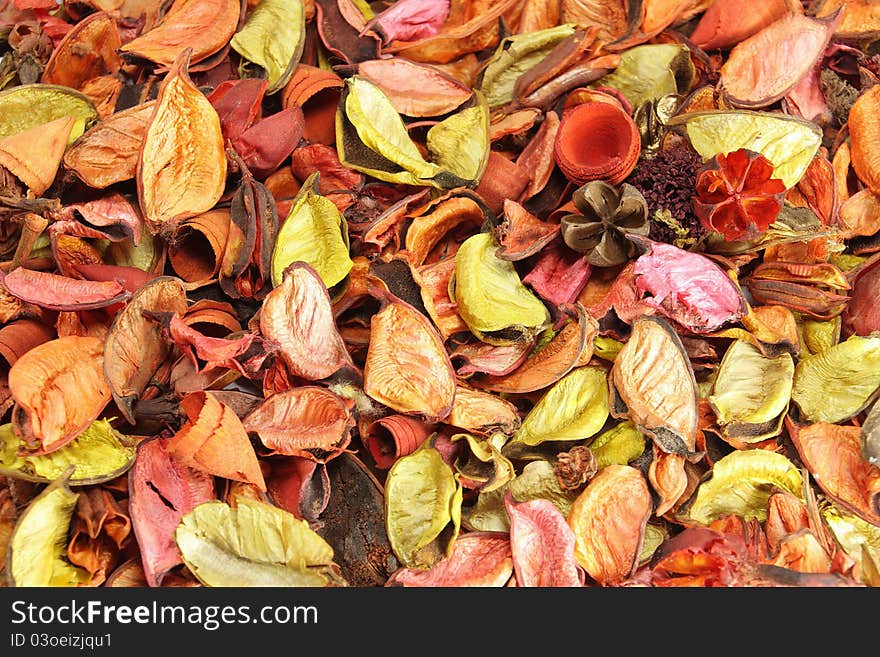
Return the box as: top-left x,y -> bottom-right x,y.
693,149 -> 786,241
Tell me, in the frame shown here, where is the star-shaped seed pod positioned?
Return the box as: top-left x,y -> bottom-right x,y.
559,179 -> 650,267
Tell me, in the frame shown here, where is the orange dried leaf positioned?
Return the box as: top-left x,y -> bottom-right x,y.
473,303 -> 597,394
848,86 -> 880,196
0,115 -> 76,196
787,419 -> 880,527
363,297 -> 457,423
118,0 -> 241,68
242,386 -> 355,463
63,101 -> 156,189
40,11 -> 122,89
567,463 -> 652,586
8,335 -> 111,453
167,390 -> 267,491
137,49 -> 227,236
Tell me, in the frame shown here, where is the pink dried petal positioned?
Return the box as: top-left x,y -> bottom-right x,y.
506,494 -> 584,587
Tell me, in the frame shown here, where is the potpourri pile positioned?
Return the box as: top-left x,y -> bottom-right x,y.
1,0 -> 879,588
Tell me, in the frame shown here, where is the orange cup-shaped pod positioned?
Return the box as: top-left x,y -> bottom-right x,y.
363,414 -> 434,470
553,101 -> 641,186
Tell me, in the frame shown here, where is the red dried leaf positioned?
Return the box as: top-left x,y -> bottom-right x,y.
128,437 -> 216,587
232,105 -> 305,179
266,457 -> 331,523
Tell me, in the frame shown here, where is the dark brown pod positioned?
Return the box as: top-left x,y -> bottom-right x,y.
553,101 -> 641,186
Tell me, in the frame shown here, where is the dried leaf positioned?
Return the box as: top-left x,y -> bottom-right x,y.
510,365 -> 609,448
243,386 -> 354,462
230,0 -> 305,93
385,531 -> 512,587
166,391 -> 267,491
9,335 -> 110,454
137,49 -> 227,236
0,83 -> 97,142
611,315 -> 699,455
385,439 -> 462,569
453,231 -> 550,345
678,449 -> 803,525
260,261 -> 355,381
128,437 -> 216,587
271,172 -> 353,290
119,0 -> 241,68
791,333 -> 880,423
176,497 -> 346,586
358,57 -> 473,117
103,276 -> 188,425
0,419 -> 135,485
506,493 -> 583,587
363,295 -> 457,423
567,464 -> 652,586
6,473 -> 89,586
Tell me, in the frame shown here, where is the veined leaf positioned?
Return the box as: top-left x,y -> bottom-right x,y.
230,0 -> 306,94
176,498 -> 346,587
511,365 -> 609,447
385,440 -> 462,569
7,474 -> 89,586
0,419 -> 136,485
271,173 -> 353,290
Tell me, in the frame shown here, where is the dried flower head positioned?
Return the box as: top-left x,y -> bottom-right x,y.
693,148 -> 786,242
559,179 -> 649,267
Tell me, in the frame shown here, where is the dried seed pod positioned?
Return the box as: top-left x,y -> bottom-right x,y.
119,0 -> 241,68
9,335 -> 111,454
708,339 -> 794,443
791,334 -> 880,424
567,464 -> 652,586
677,449 -> 803,526
167,209 -> 231,283
137,49 -> 227,236
553,101 -> 641,186
610,315 -> 699,456
63,101 -> 156,189
385,532 -> 512,587
0,116 -> 76,196
242,386 -> 355,463
103,276 -> 188,425
260,261 -> 355,381
40,10 -> 122,89
363,294 -> 457,423
6,474 -> 88,586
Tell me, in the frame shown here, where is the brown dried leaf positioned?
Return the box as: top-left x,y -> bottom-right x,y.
103,276 -> 188,425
